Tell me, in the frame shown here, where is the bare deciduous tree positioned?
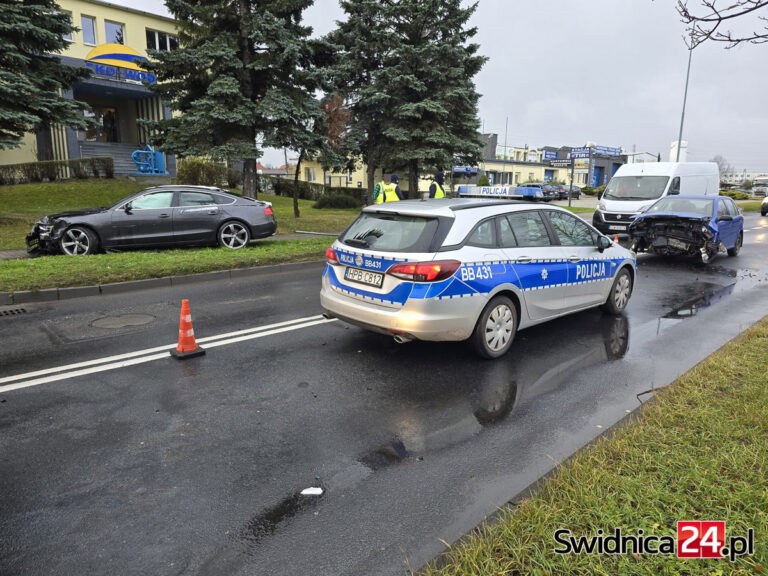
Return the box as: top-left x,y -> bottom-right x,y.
677,0 -> 768,48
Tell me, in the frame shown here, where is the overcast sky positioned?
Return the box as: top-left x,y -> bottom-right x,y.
112,0 -> 768,173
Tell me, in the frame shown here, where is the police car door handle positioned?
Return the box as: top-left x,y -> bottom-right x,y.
569,255 -> 582,263
207,209 -> 218,215
515,256 -> 532,264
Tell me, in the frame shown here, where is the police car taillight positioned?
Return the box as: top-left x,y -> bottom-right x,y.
264,206 -> 274,216
325,247 -> 339,265
387,260 -> 461,282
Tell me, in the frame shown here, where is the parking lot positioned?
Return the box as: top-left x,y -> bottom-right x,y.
1,213 -> 767,575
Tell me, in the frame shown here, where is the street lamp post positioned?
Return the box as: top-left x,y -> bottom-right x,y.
676,44 -> 693,162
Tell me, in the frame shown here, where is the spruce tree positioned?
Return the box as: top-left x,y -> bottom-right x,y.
146,0 -> 320,198
0,0 -> 92,150
384,0 -> 486,196
326,0 -> 392,198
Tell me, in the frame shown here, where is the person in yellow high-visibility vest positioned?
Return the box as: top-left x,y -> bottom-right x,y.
429,171 -> 446,198
376,173 -> 404,203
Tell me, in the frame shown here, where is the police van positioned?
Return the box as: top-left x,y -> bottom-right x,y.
320,198 -> 636,358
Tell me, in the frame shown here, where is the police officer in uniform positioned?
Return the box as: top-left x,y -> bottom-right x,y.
429,170 -> 447,199
376,173 -> 404,203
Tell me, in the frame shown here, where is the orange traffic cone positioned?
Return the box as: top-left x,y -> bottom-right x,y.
170,299 -> 205,359
614,234 -> 619,243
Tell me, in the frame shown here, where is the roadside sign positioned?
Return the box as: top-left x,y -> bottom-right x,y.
574,158 -> 590,174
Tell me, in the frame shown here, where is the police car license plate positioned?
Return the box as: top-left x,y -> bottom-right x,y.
345,267 -> 384,288
668,237 -> 688,250
609,224 -> 627,231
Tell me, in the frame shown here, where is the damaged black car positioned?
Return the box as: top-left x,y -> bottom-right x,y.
628,195 -> 743,263
26,185 -> 276,255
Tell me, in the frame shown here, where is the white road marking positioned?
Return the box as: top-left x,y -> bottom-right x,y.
0,315 -> 335,393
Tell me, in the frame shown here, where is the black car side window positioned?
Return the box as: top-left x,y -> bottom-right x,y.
180,192 -> 216,206
131,192 -> 174,210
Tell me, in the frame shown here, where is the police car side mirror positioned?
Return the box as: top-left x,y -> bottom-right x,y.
597,235 -> 611,253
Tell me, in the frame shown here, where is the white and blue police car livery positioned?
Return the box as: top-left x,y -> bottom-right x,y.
321,198 -> 636,358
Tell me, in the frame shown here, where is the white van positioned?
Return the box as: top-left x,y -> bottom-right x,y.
592,162 -> 719,235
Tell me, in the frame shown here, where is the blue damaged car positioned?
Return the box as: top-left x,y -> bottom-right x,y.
628,195 -> 743,263
320,199 -> 636,359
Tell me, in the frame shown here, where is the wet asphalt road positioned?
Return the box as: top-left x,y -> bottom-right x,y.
1,213 -> 768,576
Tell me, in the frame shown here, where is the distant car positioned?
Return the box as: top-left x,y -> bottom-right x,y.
628,195 -> 743,263
761,196 -> 767,216
526,183 -> 556,201
321,198 -> 636,358
26,185 -> 276,255
549,184 -> 581,200
564,185 -> 582,200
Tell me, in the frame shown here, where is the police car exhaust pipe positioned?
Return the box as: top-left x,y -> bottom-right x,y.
393,334 -> 413,344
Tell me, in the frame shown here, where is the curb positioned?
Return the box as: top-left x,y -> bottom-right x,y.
0,259 -> 324,305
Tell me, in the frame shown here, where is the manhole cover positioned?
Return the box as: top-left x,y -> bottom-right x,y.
90,314 -> 155,329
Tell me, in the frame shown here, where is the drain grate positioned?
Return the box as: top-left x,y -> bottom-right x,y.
1,308 -> 27,317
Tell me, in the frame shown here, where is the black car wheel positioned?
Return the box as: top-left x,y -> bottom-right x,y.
727,232 -> 743,257
218,221 -> 250,249
471,295 -> 517,359
601,268 -> 632,315
60,226 -> 98,255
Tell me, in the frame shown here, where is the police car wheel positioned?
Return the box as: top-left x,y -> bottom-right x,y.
472,296 -> 517,359
601,268 -> 632,315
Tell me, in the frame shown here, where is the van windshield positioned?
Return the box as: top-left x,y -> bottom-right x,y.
603,176 -> 670,201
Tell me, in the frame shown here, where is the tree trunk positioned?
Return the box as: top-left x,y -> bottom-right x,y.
293,149 -> 304,218
238,0 -> 257,199
243,158 -> 257,199
408,159 -> 419,200
366,144 -> 377,205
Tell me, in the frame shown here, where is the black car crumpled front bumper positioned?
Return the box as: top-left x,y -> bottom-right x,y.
26,221 -> 60,254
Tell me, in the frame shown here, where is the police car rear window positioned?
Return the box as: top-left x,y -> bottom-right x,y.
340,213 -> 439,253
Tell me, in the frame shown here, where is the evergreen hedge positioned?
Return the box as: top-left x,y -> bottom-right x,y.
0,157 -> 114,185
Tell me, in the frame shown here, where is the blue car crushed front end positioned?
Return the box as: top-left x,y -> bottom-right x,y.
628,211 -> 722,260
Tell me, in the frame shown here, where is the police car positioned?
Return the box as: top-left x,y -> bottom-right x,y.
320,198 -> 636,358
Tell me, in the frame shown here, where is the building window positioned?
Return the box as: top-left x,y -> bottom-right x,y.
105,20 -> 125,44
304,167 -> 316,182
146,29 -> 179,51
528,172 -> 534,181
62,12 -> 73,42
81,15 -> 96,45
346,170 -> 353,185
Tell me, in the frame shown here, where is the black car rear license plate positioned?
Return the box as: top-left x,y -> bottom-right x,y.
345,267 -> 384,288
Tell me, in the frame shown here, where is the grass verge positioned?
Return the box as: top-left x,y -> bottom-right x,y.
0,179 -> 358,250
737,201 -> 764,213
0,237 -> 330,292
421,317 -> 768,575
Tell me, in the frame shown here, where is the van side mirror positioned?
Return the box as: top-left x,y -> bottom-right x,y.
668,189 -> 680,196
597,235 -> 612,253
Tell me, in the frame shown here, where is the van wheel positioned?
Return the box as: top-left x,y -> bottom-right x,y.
601,268 -> 632,315
471,296 -> 517,359
727,232 -> 742,257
